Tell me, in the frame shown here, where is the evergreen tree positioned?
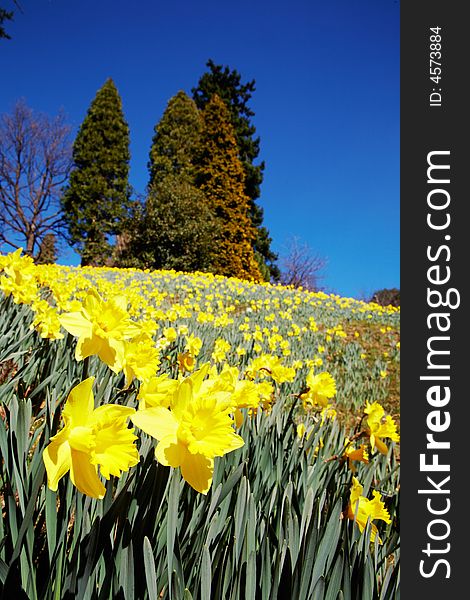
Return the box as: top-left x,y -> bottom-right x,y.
148,90 -> 202,188
120,176 -> 217,272
35,233 -> 58,265
196,94 -> 261,281
192,60 -> 279,281
121,91 -> 216,272
62,78 -> 131,266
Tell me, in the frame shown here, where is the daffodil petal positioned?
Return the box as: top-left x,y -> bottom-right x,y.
155,435 -> 184,467
59,312 -> 92,338
91,404 -> 135,422
187,363 -> 210,395
43,429 -> 71,491
350,477 -> 363,504
187,426 -> 244,457
92,416 -> 139,479
76,335 -> 102,361
131,407 -> 179,440
62,377 -> 95,427
180,452 -> 214,495
374,438 -> 389,455
234,408 -> 244,429
69,449 -> 106,499
98,338 -> 124,372
172,378 -> 192,420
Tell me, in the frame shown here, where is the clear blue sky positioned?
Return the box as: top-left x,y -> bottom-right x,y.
0,0 -> 399,300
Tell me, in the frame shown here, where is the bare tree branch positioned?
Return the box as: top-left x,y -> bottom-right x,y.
279,235 -> 327,291
0,99 -> 72,258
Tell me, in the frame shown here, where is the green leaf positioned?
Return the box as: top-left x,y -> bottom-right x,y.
325,552 -> 344,600
167,471 -> 180,595
310,499 -> 342,591
143,536 -> 158,600
200,544 -> 211,600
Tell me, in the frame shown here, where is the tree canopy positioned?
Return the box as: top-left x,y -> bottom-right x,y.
192,60 -> 279,281
120,91 -> 216,272
196,94 -> 261,281
61,78 -> 131,266
148,90 -> 202,189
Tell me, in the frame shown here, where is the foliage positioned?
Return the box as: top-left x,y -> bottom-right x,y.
0,252 -> 400,598
0,3 -> 13,39
120,92 -> 215,272
119,176 -> 218,272
193,60 -> 279,281
0,100 -> 72,257
35,233 -> 58,265
196,94 -> 261,281
370,288 -> 400,308
61,78 -> 131,267
147,91 -> 202,189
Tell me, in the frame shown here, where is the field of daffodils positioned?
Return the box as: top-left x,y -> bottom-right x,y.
0,249 -> 400,599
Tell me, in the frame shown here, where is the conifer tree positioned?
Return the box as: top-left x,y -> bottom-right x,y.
62,78 -> 131,266
120,176 -> 217,272
196,94 -> 261,281
192,60 -> 279,281
121,91 -> 216,272
148,90 -> 202,188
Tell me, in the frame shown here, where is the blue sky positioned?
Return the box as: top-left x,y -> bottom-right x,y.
0,0 -> 399,299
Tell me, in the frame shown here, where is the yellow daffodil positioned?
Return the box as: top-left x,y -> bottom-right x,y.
0,249 -> 39,304
162,327 -> 177,343
177,351 -> 196,373
364,401 -> 400,454
43,377 -> 139,499
137,374 -> 179,409
59,291 -> 141,372
347,477 -> 391,543
320,405 -> 337,424
211,338 -> 231,363
29,304 -> 64,340
131,367 -> 244,494
205,364 -> 264,427
342,438 -> 369,472
0,247 -> 35,279
246,354 -> 296,384
185,334 -> 203,357
301,369 -> 336,410
122,336 -> 161,385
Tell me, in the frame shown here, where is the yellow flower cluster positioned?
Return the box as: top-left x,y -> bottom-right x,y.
0,250 -> 400,510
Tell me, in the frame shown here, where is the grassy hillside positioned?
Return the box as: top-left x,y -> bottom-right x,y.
0,251 -> 400,599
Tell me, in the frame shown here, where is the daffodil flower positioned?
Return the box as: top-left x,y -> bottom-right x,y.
247,354 -> 296,384
59,291 -> 141,372
43,377 -> 139,499
137,374 -> 179,409
122,335 -> 161,386
342,438 -> 369,473
301,369 -> 336,409
177,351 -> 196,373
131,366 -> 244,494
0,248 -> 38,304
364,401 -> 400,454
347,477 -> 391,544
